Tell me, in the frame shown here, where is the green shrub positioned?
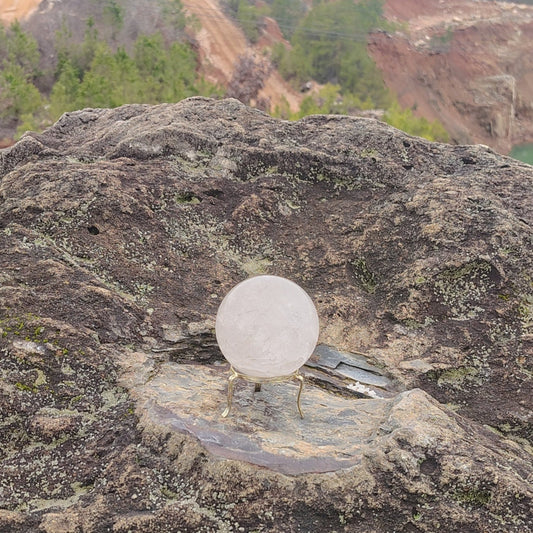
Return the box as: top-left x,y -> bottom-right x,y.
384,101 -> 449,142
273,0 -> 392,108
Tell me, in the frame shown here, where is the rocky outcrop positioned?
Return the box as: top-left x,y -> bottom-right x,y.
0,98 -> 532,531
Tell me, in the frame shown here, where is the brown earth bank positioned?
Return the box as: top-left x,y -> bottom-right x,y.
181,0 -> 303,112
0,98 -> 532,531
0,0 -> 40,25
372,0 -> 533,154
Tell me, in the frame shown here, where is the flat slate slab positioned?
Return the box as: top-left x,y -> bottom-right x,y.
309,344 -> 393,389
135,362 -> 392,475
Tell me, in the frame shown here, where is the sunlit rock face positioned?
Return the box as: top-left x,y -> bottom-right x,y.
0,98 -> 532,532
215,275 -> 319,377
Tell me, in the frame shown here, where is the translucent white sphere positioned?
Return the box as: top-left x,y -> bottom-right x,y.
215,275 -> 320,378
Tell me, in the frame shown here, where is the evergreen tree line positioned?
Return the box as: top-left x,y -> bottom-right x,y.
0,21 -> 42,127
0,14 -> 219,139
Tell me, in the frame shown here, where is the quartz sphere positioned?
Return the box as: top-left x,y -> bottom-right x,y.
215,275 -> 320,378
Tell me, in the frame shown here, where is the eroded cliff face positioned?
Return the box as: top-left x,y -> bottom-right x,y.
372,0 -> 533,154
0,99 -> 532,532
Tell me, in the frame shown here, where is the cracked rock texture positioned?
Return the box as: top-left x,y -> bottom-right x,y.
0,98 -> 532,532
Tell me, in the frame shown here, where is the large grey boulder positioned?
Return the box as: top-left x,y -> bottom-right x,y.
0,98 -> 531,532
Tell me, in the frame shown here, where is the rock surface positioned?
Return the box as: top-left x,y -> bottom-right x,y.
129,361 -> 388,475
0,98 -> 532,531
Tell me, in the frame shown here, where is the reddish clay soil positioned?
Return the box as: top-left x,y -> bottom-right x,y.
371,0 -> 533,153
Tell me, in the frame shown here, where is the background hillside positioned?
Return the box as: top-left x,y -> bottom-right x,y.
1,0 -> 533,158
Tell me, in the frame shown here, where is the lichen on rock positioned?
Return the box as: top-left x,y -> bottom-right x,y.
0,98 -> 532,532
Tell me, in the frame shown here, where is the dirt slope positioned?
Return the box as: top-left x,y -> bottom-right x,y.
182,0 -> 247,85
182,0 -> 303,112
371,0 -> 533,153
0,0 -> 40,24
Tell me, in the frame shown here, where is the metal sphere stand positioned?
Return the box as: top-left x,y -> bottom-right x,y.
221,365 -> 305,419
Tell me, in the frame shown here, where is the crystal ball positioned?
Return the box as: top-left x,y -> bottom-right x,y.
215,275 -> 320,378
